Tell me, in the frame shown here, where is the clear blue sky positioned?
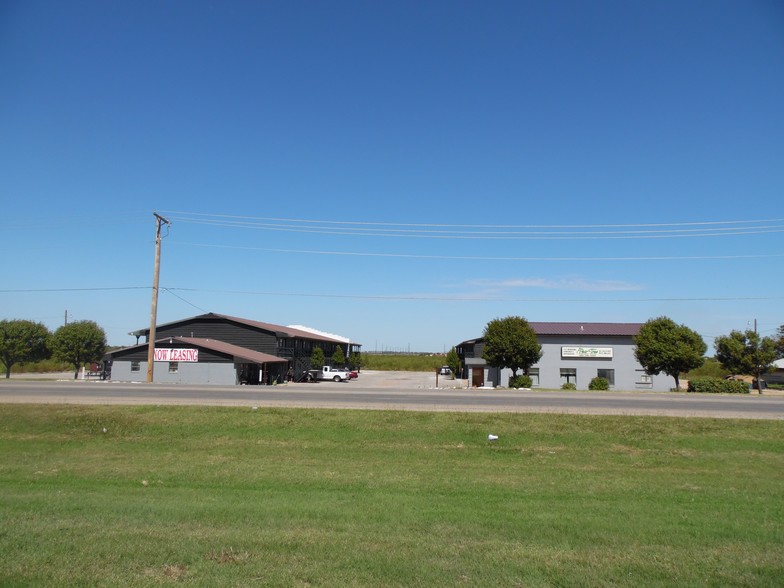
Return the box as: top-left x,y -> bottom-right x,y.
2,0 -> 782,352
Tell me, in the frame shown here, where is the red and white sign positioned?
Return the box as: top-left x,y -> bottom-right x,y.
153,348 -> 199,362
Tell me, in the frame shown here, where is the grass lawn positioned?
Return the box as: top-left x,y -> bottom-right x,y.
0,405 -> 782,587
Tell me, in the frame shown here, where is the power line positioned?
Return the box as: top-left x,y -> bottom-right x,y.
165,287 -> 784,303
3,285 -> 780,302
169,241 -> 784,262
159,210 -> 784,230
158,211 -> 784,240
161,287 -> 209,313
2,284 -> 780,304
0,287 -> 148,293
164,218 -> 784,240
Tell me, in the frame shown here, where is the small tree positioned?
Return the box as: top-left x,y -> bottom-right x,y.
445,347 -> 460,379
348,351 -> 362,371
776,324 -> 784,359
50,320 -> 107,380
633,316 -> 706,390
0,319 -> 51,378
310,347 -> 325,369
714,329 -> 778,392
331,345 -> 345,366
482,316 -> 542,378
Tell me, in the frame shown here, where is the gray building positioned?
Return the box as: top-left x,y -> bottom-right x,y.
108,337 -> 290,385
106,313 -> 360,385
456,322 -> 673,391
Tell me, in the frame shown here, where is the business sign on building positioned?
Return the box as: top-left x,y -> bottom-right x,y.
561,346 -> 613,359
153,348 -> 199,362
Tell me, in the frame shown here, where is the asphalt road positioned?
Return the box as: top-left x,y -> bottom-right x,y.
1,376 -> 783,419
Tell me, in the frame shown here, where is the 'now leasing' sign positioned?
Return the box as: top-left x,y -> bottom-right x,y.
153,348 -> 199,362
561,346 -> 613,359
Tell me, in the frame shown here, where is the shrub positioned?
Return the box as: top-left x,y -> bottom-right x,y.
509,375 -> 532,389
10,358 -> 71,374
562,382 -> 577,391
589,377 -> 610,390
687,377 -> 749,394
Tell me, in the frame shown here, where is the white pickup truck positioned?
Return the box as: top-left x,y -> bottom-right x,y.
306,366 -> 352,382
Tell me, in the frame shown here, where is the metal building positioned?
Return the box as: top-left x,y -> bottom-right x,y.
106,313 -> 360,385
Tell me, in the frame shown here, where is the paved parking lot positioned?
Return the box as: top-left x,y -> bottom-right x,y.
309,370 -> 467,389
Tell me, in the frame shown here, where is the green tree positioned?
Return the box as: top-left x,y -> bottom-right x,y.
445,347 -> 460,379
633,316 -> 706,390
310,347 -> 325,369
776,324 -> 784,358
0,319 -> 51,379
50,320 -> 107,380
331,345 -> 345,367
714,329 -> 778,392
482,316 -> 542,378
348,351 -> 362,371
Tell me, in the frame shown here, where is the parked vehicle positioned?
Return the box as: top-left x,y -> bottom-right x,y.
439,366 -> 451,375
306,366 -> 352,382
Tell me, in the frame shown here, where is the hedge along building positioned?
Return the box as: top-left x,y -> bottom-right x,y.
455,322 -> 672,391
106,313 -> 360,385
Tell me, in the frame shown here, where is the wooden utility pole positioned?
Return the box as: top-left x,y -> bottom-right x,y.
147,212 -> 170,383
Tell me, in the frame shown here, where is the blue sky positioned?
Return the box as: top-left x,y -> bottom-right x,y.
1,0 -> 782,352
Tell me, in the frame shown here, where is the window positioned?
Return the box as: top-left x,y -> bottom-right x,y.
528,368 -> 540,387
597,369 -> 615,386
636,370 -> 652,385
560,368 -> 577,385
168,362 -> 178,373
130,361 -> 140,373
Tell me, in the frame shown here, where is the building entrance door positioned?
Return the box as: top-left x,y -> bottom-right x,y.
472,368 -> 484,387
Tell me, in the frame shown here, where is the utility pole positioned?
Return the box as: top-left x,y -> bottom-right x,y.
147,212 -> 170,383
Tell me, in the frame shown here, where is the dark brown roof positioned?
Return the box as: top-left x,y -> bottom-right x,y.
214,314 -> 346,343
132,312 -> 347,344
530,322 -> 642,336
172,337 -> 288,364
457,322 -> 642,347
106,337 -> 289,364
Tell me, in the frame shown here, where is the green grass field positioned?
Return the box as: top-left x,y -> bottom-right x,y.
1,405 -> 782,586
361,354 -> 447,372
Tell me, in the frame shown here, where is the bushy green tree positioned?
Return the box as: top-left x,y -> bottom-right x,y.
348,351 -> 362,371
445,347 -> 460,379
482,316 -> 542,378
714,329 -> 777,392
310,347 -> 325,369
0,319 -> 51,378
331,345 -> 345,366
634,316 -> 706,390
776,325 -> 784,358
50,320 -> 107,380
